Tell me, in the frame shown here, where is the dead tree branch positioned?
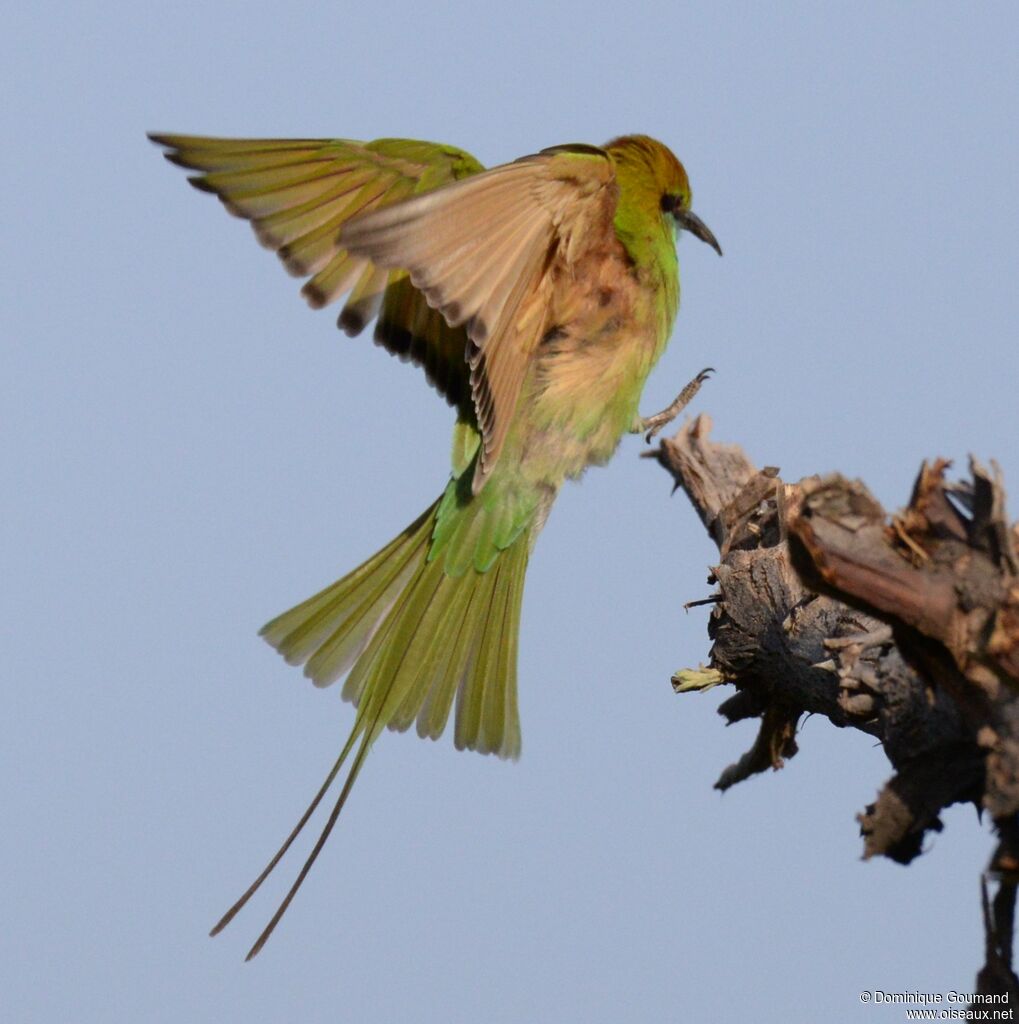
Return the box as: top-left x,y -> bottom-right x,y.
649,415 -> 1019,998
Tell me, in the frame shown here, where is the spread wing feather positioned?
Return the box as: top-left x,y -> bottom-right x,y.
148,133 -> 484,409
340,148 -> 619,490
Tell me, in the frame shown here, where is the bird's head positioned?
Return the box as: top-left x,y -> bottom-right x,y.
607,135 -> 722,257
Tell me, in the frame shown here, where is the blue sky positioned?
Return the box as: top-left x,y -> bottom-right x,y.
6,2 -> 1019,1021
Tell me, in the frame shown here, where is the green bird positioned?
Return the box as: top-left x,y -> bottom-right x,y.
149,131 -> 721,958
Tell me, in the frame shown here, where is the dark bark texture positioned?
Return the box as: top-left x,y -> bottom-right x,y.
650,415 -> 1019,1003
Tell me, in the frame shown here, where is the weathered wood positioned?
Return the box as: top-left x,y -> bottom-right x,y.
649,414 -> 1019,995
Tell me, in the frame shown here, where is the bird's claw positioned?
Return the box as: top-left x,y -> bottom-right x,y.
635,367 -> 715,443
643,418 -> 668,444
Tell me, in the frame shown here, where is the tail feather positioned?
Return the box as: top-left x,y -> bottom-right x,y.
242,723 -> 375,961
208,723 -> 361,943
217,486 -> 531,955
455,559 -> 508,752
485,558 -> 525,754
413,580 -> 478,741
388,573 -> 468,732
349,555 -> 446,729
260,504 -> 434,682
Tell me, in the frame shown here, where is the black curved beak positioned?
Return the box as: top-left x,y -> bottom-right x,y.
675,209 -> 722,256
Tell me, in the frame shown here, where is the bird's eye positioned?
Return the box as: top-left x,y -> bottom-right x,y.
660,193 -> 677,213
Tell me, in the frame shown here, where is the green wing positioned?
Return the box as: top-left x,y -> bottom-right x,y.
149,133 -> 485,410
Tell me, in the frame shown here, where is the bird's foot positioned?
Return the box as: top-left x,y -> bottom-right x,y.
633,367 -> 715,443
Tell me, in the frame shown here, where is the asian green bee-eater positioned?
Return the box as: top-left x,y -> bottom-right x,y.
150,131 -> 721,959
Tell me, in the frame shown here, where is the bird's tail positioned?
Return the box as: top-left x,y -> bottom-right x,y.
211,484 -> 531,958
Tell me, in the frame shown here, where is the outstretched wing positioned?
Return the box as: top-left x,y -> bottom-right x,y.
148,133 -> 484,409
341,145 -> 619,491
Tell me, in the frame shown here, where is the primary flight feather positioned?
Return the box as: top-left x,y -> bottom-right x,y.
149,130 -> 721,959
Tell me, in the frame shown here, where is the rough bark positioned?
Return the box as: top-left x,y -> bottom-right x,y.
650,415 -> 1019,1000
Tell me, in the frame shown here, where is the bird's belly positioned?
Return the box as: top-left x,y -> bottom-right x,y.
508,317 -> 660,486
